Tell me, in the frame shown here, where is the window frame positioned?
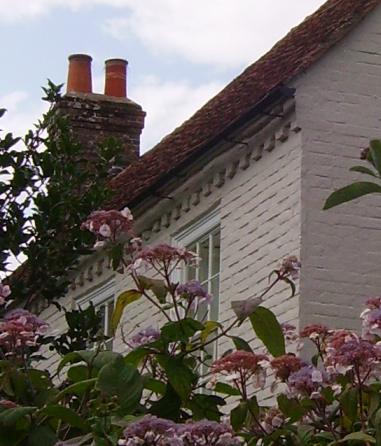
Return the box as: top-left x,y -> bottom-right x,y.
76,279 -> 115,349
172,209 -> 221,375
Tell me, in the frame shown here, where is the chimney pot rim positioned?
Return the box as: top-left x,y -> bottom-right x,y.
68,53 -> 93,62
105,58 -> 128,66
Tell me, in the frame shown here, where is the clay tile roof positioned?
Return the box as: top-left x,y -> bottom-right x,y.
109,0 -> 380,209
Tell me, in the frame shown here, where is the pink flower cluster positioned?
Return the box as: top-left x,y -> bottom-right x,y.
132,244 -> 198,275
129,326 -> 160,348
0,309 -> 48,354
281,323 -> 300,347
211,350 -> 268,393
260,408 -> 285,434
0,282 -> 11,306
300,324 -> 329,341
287,365 -> 326,399
271,354 -> 305,381
81,207 -> 134,244
325,335 -> 381,380
179,420 -> 240,446
119,416 -> 240,446
274,319 -> 381,394
361,296 -> 381,340
176,280 -> 213,310
279,255 -> 301,280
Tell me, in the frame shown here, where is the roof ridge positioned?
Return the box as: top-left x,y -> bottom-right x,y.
109,0 -> 381,209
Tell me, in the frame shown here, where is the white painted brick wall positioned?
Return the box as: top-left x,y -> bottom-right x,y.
295,4 -> 381,331
39,119 -> 302,376
218,131 -> 301,359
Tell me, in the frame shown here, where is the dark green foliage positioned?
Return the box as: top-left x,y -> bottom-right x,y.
249,306 -> 285,357
0,82 -> 121,307
47,304 -> 103,355
324,139 -> 381,210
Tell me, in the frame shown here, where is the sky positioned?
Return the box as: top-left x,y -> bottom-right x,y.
0,0 -> 326,153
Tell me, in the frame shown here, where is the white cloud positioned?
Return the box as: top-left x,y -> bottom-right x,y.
130,76 -> 223,153
0,91 -> 47,137
103,0 -> 326,68
0,0 -> 122,22
1,0 -> 325,69
0,78 -> 223,155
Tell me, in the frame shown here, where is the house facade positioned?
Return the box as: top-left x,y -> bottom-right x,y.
39,0 -> 381,378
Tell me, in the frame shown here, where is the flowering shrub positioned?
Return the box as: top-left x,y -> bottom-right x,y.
0,282 -> 11,306
0,308 -> 48,356
2,158 -> 381,446
129,326 -> 161,348
81,207 -> 134,245
118,416 -> 240,446
210,351 -> 268,394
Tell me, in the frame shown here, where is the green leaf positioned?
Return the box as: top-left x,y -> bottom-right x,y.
26,425 -> 57,446
0,406 -> 35,427
248,395 -> 259,417
370,140 -> 381,175
125,347 -> 152,367
161,318 -> 204,343
57,352 -> 82,375
150,384 -> 181,421
0,108 -> 6,118
188,394 -> 225,421
323,181 -> 381,210
230,402 -> 247,431
111,290 -> 142,334
214,382 -> 240,396
58,351 -> 122,376
79,350 -> 122,371
340,387 -> 358,421
200,321 -> 220,343
277,394 -> 305,422
48,434 -> 93,446
249,306 -> 285,357
157,355 -> 196,400
0,427 -> 27,446
67,365 -> 89,382
55,378 -> 97,401
138,276 -> 168,303
110,242 -> 125,270
97,356 -> 143,414
282,277 -> 296,297
39,404 -> 89,430
143,377 -> 166,395
350,165 -> 378,177
231,336 -> 253,352
374,407 -> 381,446
339,432 -> 376,443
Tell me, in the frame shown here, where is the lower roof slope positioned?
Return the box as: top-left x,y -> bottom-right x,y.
109,0 -> 380,209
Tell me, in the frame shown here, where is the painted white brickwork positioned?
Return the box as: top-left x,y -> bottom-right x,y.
39,4 -> 381,377
295,4 -> 381,331
39,109 -> 301,372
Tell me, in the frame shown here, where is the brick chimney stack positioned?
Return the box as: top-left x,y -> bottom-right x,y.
67,54 -> 93,94
104,58 -> 127,97
55,54 -> 145,166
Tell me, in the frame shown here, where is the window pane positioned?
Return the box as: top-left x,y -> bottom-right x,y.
178,221 -> 221,383
210,276 -> 220,321
186,265 -> 196,281
186,243 -> 197,281
196,298 -> 209,322
106,300 -> 114,337
198,237 -> 209,283
211,230 -> 221,277
98,305 -> 105,333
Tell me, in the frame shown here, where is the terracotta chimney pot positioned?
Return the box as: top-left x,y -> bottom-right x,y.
104,58 -> 128,98
67,54 -> 92,94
